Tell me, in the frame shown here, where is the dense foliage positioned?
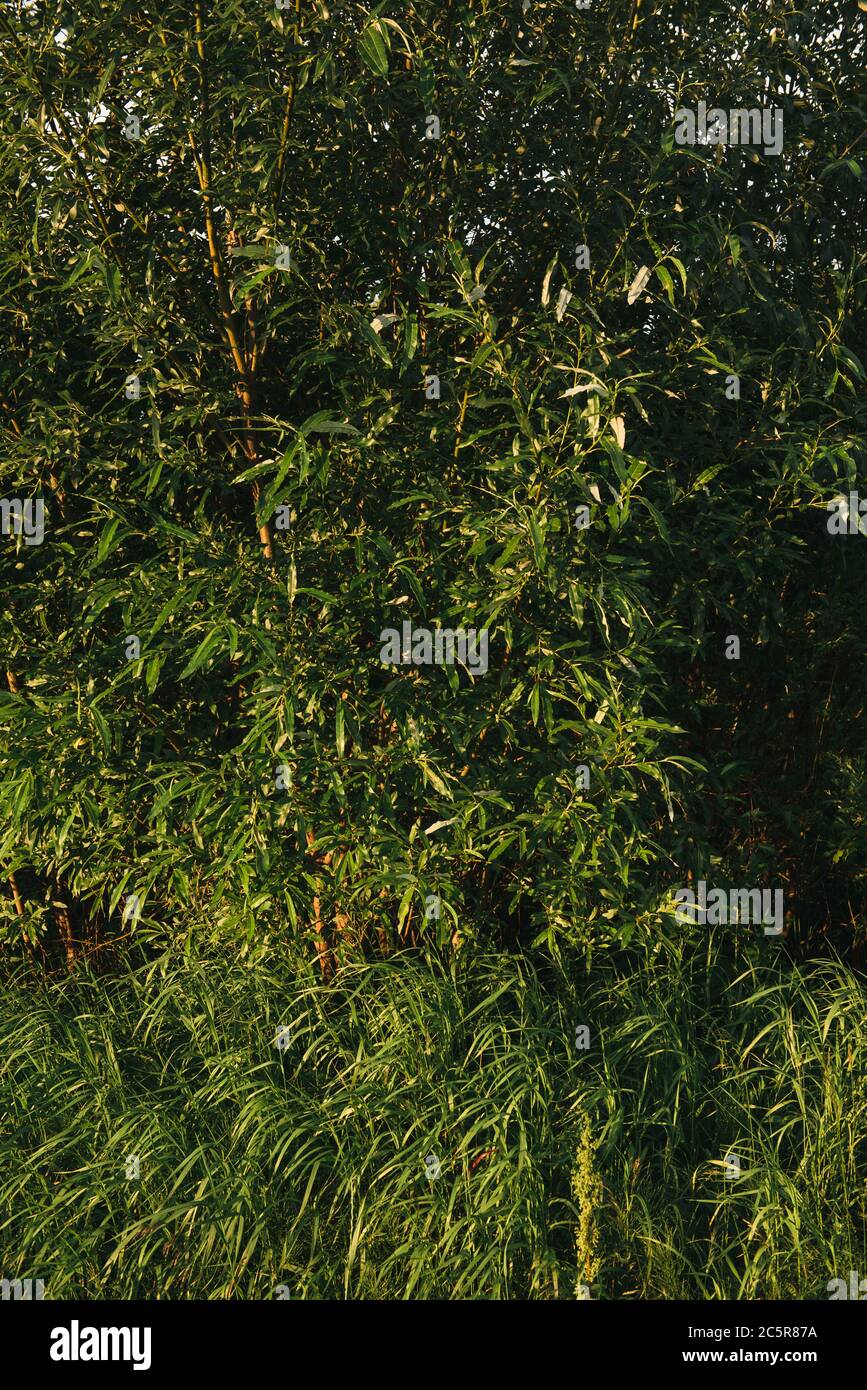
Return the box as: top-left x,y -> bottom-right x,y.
3,935 -> 867,1299
1,0 -> 865,1305
2,0 -> 865,966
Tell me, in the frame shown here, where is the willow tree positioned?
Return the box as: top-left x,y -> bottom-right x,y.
1,0 -> 864,968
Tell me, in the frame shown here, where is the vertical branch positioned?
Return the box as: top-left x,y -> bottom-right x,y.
7,872 -> 35,963
273,0 -> 302,213
193,0 -> 274,559
454,389 -> 470,457
9,873 -> 24,917
52,881 -> 77,973
192,3 -> 245,379
261,0 -> 300,380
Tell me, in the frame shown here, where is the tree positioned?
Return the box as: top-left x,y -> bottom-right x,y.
1,0 -> 864,968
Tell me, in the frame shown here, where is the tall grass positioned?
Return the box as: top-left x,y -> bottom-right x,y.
1,930 -> 865,1298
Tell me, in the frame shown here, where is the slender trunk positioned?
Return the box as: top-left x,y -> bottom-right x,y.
193,0 -> 274,560
9,873 -> 24,917
52,881 -> 77,973
311,893 -> 333,979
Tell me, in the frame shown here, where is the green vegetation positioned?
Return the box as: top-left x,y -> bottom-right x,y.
0,0 -> 864,1298
2,934 -> 866,1298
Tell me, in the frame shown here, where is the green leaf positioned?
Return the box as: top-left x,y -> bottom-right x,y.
401,315 -> 419,365
90,705 -> 112,754
654,264 -> 675,305
529,684 -> 540,726
667,256 -> 688,296
336,701 -> 345,758
102,259 -> 121,306
95,516 -> 123,564
178,628 -> 224,679
358,318 -> 393,366
357,22 -> 390,76
144,655 -> 164,694
528,513 -> 547,569
59,248 -> 96,290
419,762 -> 452,798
